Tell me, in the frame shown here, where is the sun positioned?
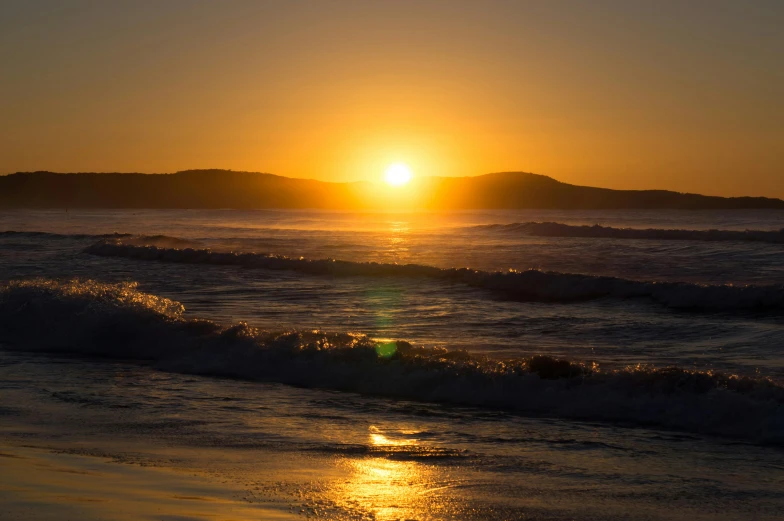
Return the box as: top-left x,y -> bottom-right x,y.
384,163 -> 413,186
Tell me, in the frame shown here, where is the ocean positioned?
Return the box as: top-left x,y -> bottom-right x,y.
1,208 -> 783,520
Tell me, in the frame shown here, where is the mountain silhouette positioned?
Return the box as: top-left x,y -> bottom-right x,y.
1,170 -> 782,210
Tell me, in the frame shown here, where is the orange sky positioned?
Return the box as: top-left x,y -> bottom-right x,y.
1,1 -> 782,197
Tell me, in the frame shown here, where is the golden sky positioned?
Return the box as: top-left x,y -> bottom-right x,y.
1,1 -> 782,196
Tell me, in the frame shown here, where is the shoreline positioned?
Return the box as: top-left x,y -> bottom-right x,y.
2,347 -> 784,520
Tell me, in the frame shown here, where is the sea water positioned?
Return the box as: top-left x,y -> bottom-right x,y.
1,209 -> 783,519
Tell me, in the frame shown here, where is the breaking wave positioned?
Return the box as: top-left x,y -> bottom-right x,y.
476,221 -> 784,243
1,279 -> 782,444
85,240 -> 784,310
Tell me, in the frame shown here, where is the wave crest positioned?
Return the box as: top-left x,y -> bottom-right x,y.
1,279 -> 782,443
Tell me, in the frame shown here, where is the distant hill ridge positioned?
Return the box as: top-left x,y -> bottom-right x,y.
1,169 -> 782,210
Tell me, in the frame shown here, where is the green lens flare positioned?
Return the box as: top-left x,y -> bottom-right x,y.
375,342 -> 397,358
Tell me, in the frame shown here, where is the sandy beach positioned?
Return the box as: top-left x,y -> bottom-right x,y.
0,443 -> 297,521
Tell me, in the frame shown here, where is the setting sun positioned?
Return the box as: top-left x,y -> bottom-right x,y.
384,163 -> 413,186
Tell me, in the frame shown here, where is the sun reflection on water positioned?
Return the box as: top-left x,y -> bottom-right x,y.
386,220 -> 410,262
368,425 -> 417,447
321,426 -> 460,520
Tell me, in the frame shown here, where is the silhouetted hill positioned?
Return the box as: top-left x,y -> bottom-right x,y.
1,170 -> 782,210
425,172 -> 784,210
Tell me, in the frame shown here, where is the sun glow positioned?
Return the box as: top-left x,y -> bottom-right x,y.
384,163 -> 413,186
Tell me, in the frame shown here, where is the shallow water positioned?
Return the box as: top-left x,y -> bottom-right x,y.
2,350 -> 783,520
1,209 -> 784,519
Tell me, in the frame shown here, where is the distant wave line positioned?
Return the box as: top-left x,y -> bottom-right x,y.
0,230 -> 196,247
84,240 -> 784,311
0,230 -> 130,240
473,222 -> 784,243
6,222 -> 784,244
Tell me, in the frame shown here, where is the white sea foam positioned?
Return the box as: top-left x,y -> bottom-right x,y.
84,241 -> 784,310
2,279 -> 782,444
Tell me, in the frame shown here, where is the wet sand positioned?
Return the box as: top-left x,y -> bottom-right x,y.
0,444 -> 296,521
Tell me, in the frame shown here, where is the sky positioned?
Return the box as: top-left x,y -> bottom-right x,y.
1,0 -> 782,196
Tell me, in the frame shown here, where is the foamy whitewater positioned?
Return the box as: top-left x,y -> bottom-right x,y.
2,209 -> 784,520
